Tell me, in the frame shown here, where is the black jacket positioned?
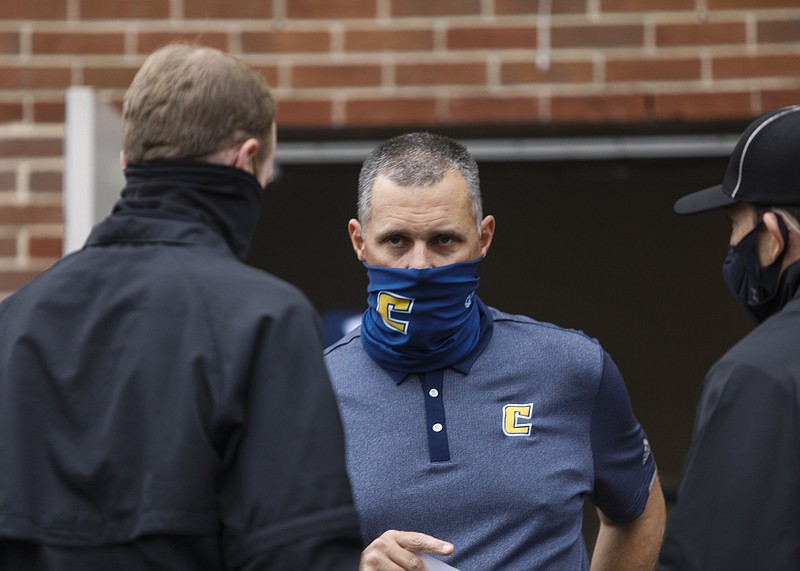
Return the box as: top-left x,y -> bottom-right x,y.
658,262 -> 800,570
0,163 -> 362,570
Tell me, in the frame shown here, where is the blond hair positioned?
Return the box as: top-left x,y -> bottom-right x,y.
122,44 -> 275,164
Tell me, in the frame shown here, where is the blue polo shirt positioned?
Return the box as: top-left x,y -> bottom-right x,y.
325,303 -> 656,570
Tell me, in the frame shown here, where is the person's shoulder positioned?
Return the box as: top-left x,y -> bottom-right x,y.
488,305 -> 601,348
712,308 -> 800,390
0,250 -> 90,315
324,326 -> 362,358
323,327 -> 377,387
192,253 -> 308,304
170,255 -> 318,332
727,301 -> 799,356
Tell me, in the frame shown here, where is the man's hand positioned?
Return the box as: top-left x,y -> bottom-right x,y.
359,530 -> 454,571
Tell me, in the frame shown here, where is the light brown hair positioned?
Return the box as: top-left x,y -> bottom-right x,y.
122,43 -> 275,164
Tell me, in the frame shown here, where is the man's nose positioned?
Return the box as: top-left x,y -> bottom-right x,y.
408,244 -> 434,269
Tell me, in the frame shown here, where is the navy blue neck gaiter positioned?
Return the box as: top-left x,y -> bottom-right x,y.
360,259 -> 482,373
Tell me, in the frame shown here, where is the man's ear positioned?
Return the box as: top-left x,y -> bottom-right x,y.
479,215 -> 495,258
120,151 -> 127,170
232,139 -> 260,171
760,211 -> 787,265
348,219 -> 366,261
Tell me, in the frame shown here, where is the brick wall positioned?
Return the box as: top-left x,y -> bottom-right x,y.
1,0 -> 800,296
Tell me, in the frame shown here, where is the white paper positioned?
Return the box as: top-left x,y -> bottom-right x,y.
419,553 -> 461,571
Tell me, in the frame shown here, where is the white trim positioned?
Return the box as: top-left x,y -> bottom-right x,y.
64,87 -> 124,255
731,105 -> 800,199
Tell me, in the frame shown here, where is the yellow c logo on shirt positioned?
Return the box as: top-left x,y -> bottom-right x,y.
503,403 -> 533,436
376,291 -> 414,335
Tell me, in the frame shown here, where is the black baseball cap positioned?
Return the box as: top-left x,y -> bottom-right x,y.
674,105 -> 800,215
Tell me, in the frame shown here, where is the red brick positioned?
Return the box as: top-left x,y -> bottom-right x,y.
345,29 -> 434,52
0,67 -> 71,89
137,32 -> 229,54
28,236 -> 63,259
33,32 -> 125,55
709,0 -> 797,7
606,58 -> 701,82
0,172 -> 16,191
184,0 -> 272,19
287,0 -> 376,19
553,24 -> 644,48
502,61 -> 594,85
0,102 -> 23,123
241,31 -> 330,53
0,270 -> 44,292
0,205 -> 63,225
0,139 -> 63,158
396,62 -> 487,86
292,64 -> 381,88
275,100 -> 333,127
761,89 -> 800,111
652,92 -> 752,120
550,94 -> 648,122
496,0 -> 586,15
602,0 -> 693,11
390,0 -> 481,17
0,0 -> 67,20
656,22 -> 745,46
251,66 -> 279,88
79,0 -> 169,19
82,66 -> 139,89
0,32 -> 20,54
446,96 -> 540,123
33,100 -> 66,123
345,98 -> 439,126
714,55 -> 800,79
0,237 -> 15,257
447,26 -> 537,50
30,171 -> 63,193
758,20 -> 800,44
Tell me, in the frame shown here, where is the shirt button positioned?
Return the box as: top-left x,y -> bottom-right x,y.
432,423 -> 443,432
428,388 -> 439,398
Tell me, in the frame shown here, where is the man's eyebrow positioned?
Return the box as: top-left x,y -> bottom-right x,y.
374,228 -> 406,240
372,227 -> 468,240
432,228 -> 468,239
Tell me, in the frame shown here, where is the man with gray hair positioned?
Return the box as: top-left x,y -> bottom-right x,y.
325,131 -> 665,570
0,44 -> 361,570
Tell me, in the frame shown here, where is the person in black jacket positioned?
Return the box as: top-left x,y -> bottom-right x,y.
0,43 -> 362,570
658,106 -> 800,570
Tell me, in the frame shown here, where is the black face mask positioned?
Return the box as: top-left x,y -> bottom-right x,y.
721,216 -> 788,323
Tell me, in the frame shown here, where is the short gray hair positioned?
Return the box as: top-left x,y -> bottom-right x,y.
357,132 -> 483,233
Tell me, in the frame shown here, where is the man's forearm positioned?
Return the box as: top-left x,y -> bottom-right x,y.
591,477 -> 666,571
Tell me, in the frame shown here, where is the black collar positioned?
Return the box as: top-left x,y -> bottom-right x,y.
89,162 -> 264,260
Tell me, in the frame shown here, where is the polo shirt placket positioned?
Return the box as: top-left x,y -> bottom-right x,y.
421,370 -> 449,462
